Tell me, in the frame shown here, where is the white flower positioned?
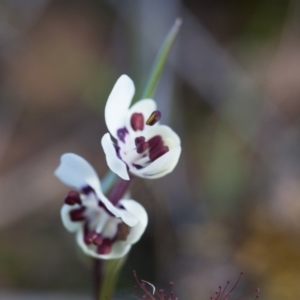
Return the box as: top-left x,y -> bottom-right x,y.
101,75 -> 181,180
54,153 -> 148,260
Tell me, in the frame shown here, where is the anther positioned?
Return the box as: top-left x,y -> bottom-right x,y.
135,136 -> 146,146
136,142 -> 149,154
134,136 -> 148,154
84,230 -> 97,244
149,146 -> 169,161
146,110 -> 161,126
97,238 -> 112,254
131,113 -> 144,131
92,234 -> 103,246
148,135 -> 163,150
64,190 -> 81,205
69,207 -> 86,221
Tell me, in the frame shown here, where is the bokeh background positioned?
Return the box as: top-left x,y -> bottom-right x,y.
0,0 -> 299,299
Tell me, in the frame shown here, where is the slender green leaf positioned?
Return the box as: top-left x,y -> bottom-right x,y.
142,18 -> 182,99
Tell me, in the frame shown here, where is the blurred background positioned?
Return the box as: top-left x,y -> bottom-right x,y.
0,0 -> 299,299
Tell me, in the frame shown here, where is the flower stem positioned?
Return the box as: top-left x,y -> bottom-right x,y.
108,177 -> 132,205
93,259 -> 103,300
93,178 -> 131,300
97,257 -> 127,300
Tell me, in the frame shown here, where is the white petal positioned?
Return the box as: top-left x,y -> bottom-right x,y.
102,218 -> 120,238
116,209 -> 139,227
131,146 -> 182,179
119,199 -> 148,244
101,133 -> 129,180
55,153 -> 101,193
76,228 -> 132,259
105,75 -> 135,138
126,99 -> 157,133
92,191 -> 138,228
61,204 -> 82,233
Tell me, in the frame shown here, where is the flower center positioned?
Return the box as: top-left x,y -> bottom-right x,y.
64,188 -> 131,255
116,110 -> 169,169
132,135 -> 169,168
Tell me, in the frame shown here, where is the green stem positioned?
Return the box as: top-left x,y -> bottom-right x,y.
93,259 -> 103,300
95,18 -> 182,300
97,257 -> 127,300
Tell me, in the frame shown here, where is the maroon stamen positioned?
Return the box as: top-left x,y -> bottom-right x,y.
117,127 -> 128,143
69,207 -> 86,221
64,190 -> 81,205
149,146 -> 169,162
146,110 -> 161,126
131,113 -> 144,131
97,238 -> 112,254
136,142 -> 149,154
84,230 -> 98,244
135,136 -> 146,146
115,223 -> 130,241
148,135 -> 163,150
92,234 -> 103,246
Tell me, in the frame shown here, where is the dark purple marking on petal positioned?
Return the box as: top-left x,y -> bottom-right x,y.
117,127 -> 128,143
97,238 -> 112,254
136,142 -> 149,154
149,146 -> 169,162
146,110 -> 162,126
148,135 -> 163,151
64,190 -> 81,205
113,144 -> 121,159
132,163 -> 143,170
82,185 -> 94,195
69,207 -> 86,221
98,201 -> 116,217
130,113 -> 144,131
116,204 -> 125,209
134,136 -> 145,146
